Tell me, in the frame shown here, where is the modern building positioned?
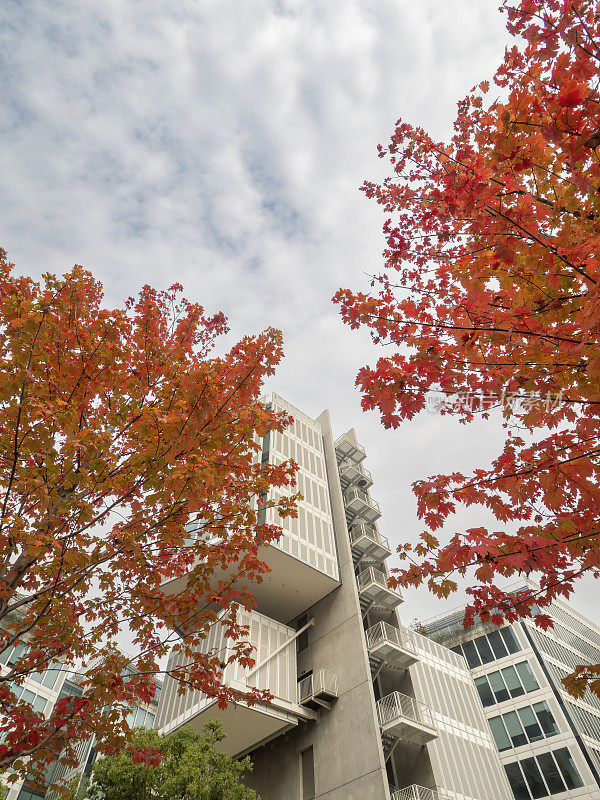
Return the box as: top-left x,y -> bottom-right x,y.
422,587 -> 600,800
156,393 -> 515,800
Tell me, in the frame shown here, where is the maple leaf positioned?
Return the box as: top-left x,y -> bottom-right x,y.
335,0 -> 600,700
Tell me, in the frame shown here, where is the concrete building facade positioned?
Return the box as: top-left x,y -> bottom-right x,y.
156,394 -> 514,800
423,589 -> 600,800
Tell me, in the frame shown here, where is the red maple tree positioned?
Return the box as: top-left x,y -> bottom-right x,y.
0,250 -> 297,784
335,0 -> 600,696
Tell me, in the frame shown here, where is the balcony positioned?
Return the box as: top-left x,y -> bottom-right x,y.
344,488 -> 381,523
334,433 -> 366,464
366,622 -> 418,670
391,787 -> 452,800
356,567 -> 403,609
377,692 -> 437,745
338,460 -> 373,490
349,523 -> 391,561
298,669 -> 339,710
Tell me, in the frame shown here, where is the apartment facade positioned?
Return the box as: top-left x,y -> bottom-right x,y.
423,592 -> 600,800
156,394 -> 514,800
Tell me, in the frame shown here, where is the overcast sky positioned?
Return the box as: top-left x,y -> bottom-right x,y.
1,0 -> 596,627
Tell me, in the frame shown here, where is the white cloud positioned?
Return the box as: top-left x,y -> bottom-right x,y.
2,0 -> 594,623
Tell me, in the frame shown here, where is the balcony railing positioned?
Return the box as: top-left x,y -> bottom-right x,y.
377,691 -> 436,741
344,487 -> 381,522
391,786 -> 452,800
338,460 -> 373,489
356,567 -> 402,608
298,669 -> 338,707
349,523 -> 391,559
334,434 -> 366,464
366,621 -> 413,653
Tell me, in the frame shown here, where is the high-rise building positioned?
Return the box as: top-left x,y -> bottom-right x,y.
156,394 -> 514,800
422,586 -> 600,800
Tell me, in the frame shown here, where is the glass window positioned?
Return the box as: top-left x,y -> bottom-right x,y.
505,762 -> 531,800
536,753 -> 566,794
553,748 -> 584,789
533,702 -> 559,737
502,665 -> 526,698
504,711 -> 528,748
32,695 -> 46,715
488,629 -> 509,659
520,756 -> 548,799
451,645 -> 463,657
462,640 -> 481,668
475,675 -> 494,707
21,689 -> 35,705
8,642 -> 27,665
41,666 -> 59,690
515,661 -> 539,692
474,635 -> 495,664
145,713 -> 155,727
501,626 -> 522,653
489,715 -> 511,751
518,706 -> 543,742
489,670 -> 510,704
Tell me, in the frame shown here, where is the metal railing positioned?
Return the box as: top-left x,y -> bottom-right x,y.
338,461 -> 372,483
377,691 -> 435,731
349,523 -> 389,550
344,487 -> 381,513
334,434 -> 366,459
356,566 -> 392,592
298,669 -> 338,703
365,621 -> 413,653
391,786 -> 451,800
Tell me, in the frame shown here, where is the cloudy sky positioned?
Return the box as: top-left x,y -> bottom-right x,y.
1,0 -> 596,625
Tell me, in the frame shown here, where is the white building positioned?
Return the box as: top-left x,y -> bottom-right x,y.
423,589 -> 600,800
156,394 -> 515,800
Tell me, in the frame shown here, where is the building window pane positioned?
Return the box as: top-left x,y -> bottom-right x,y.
536,753 -> 566,794
520,756 -> 548,799
502,666 -> 525,699
475,635 -> 495,665
504,711 -> 528,748
505,762 -> 531,800
553,748 -> 584,789
301,746 -> 315,799
475,675 -> 494,707
489,715 -> 511,751
501,626 -> 521,654
488,630 -> 509,659
462,640 -> 481,668
515,661 -> 539,692
451,645 -> 463,657
518,706 -> 543,742
489,670 -> 510,704
533,702 -> 559,737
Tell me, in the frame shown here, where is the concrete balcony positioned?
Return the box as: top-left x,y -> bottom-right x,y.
391,786 -> 452,800
356,567 -> 403,609
334,433 -> 366,464
349,523 -> 391,561
365,622 -> 418,670
344,488 -> 381,523
338,460 -> 373,490
298,669 -> 339,710
377,692 -> 437,745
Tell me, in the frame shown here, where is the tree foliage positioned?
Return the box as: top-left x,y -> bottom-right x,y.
335,0 -> 600,696
0,250 -> 296,779
87,722 -> 258,800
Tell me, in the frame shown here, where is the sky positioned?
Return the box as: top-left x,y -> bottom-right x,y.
1,0 -> 597,627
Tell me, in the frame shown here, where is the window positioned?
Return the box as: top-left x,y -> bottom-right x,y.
505,762 -> 530,800
489,669 -> 511,703
503,748 -> 584,799
488,629 -> 509,659
489,702 -> 559,752
475,635 -> 495,665
504,711 -> 528,748
553,747 -> 584,790
301,746 -> 315,799
502,665 -> 526,699
515,660 -> 539,692
501,626 -> 521,653
520,756 -> 547,799
475,675 -> 495,707
462,640 -> 481,668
